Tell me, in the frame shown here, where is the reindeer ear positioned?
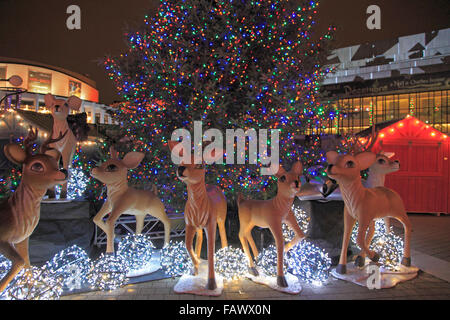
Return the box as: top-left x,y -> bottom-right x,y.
326,151 -> 339,165
4,144 -> 27,165
110,146 -> 119,160
356,152 -> 377,170
291,161 -> 303,175
67,96 -> 82,111
44,94 -> 55,107
122,152 -> 145,169
168,140 -> 184,157
385,152 -> 395,159
274,165 -> 287,178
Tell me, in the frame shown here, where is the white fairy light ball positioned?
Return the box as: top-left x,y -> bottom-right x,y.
117,234 -> 155,273
282,206 -> 310,242
2,266 -> 63,300
160,240 -> 193,277
45,245 -> 92,291
0,254 -> 11,279
351,219 -> 404,271
255,244 -> 288,278
87,253 -> 128,291
214,246 -> 248,281
286,240 -> 332,284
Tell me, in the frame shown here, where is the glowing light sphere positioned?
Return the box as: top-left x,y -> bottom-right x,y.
87,253 -> 128,291
160,240 -> 193,277
214,246 -> 248,281
45,245 -> 92,291
117,234 -> 155,273
255,245 -> 288,277
286,240 -> 332,284
2,266 -> 63,300
0,254 -> 11,279
351,219 -> 404,271
282,206 -> 310,242
56,167 -> 88,199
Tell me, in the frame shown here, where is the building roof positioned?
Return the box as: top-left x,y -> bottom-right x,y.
0,57 -> 97,89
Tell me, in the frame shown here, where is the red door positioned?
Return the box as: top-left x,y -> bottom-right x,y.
378,139 -> 449,214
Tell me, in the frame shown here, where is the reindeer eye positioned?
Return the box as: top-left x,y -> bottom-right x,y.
106,164 -> 118,172
345,161 -> 355,168
378,159 -> 386,164
280,176 -> 286,182
30,162 -> 44,172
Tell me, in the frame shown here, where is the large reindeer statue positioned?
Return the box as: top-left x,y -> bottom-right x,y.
326,146 -> 412,274
0,127 -> 68,292
91,147 -> 171,253
237,162 -> 305,288
364,151 -> 400,232
168,140 -> 228,291
44,94 -> 82,199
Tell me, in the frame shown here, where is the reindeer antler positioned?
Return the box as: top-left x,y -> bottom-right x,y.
110,145 -> 119,160
24,126 -> 38,156
40,129 -> 68,154
347,124 -> 378,155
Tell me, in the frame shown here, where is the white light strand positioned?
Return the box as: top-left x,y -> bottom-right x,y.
351,219 -> 404,271
45,245 -> 92,291
286,240 -> 331,285
87,253 -> 128,291
117,234 -> 155,273
282,206 -> 310,242
56,167 -> 88,199
255,244 -> 288,277
214,246 -> 249,281
160,240 -> 193,277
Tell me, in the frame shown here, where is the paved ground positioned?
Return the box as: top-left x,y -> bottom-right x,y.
62,213 -> 450,300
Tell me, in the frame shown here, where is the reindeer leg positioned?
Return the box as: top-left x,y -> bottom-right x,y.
161,215 -> 171,248
93,201 -> 112,236
355,220 -> 375,267
195,229 -> 203,260
396,212 -> 412,267
337,207 -> 356,274
105,207 -> 127,254
60,148 -> 74,199
15,238 -> 30,268
357,220 -> 379,264
239,222 -> 258,276
217,219 -> 228,249
384,217 -> 391,234
185,224 -> 199,275
135,215 -> 145,235
0,242 -> 25,293
284,209 -> 305,252
270,222 -> 288,288
205,218 -> 217,291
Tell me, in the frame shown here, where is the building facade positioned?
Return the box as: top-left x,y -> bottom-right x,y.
322,28 -> 450,135
0,57 -> 114,125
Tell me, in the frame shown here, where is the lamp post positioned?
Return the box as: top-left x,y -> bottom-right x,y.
0,75 -> 27,112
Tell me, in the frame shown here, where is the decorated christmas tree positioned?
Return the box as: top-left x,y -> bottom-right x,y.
104,0 -> 336,213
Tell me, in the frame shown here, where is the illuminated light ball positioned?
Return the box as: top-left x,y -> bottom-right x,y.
0,254 -> 11,279
351,219 -> 404,271
87,253 -> 128,291
160,240 -> 193,277
286,240 -> 332,285
2,266 -> 63,300
282,206 -> 310,242
56,167 -> 89,199
117,234 -> 155,273
214,246 -> 248,281
255,245 -> 288,278
45,245 -> 92,291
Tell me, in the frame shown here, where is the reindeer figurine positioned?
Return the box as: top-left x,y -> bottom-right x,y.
0,127 -> 68,292
168,140 -> 228,291
237,162 -> 305,288
364,151 -> 400,232
91,147 -> 171,253
44,93 -> 82,199
326,149 -> 412,274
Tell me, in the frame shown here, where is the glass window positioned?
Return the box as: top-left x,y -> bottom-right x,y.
399,94 -> 409,117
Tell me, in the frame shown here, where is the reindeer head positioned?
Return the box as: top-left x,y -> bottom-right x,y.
273,161 -> 303,198
326,151 -> 376,183
44,94 -> 82,121
90,146 -> 144,185
369,151 -> 400,175
3,127 -> 68,189
168,140 -> 221,185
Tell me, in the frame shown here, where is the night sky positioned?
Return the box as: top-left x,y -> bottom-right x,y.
0,0 -> 449,104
